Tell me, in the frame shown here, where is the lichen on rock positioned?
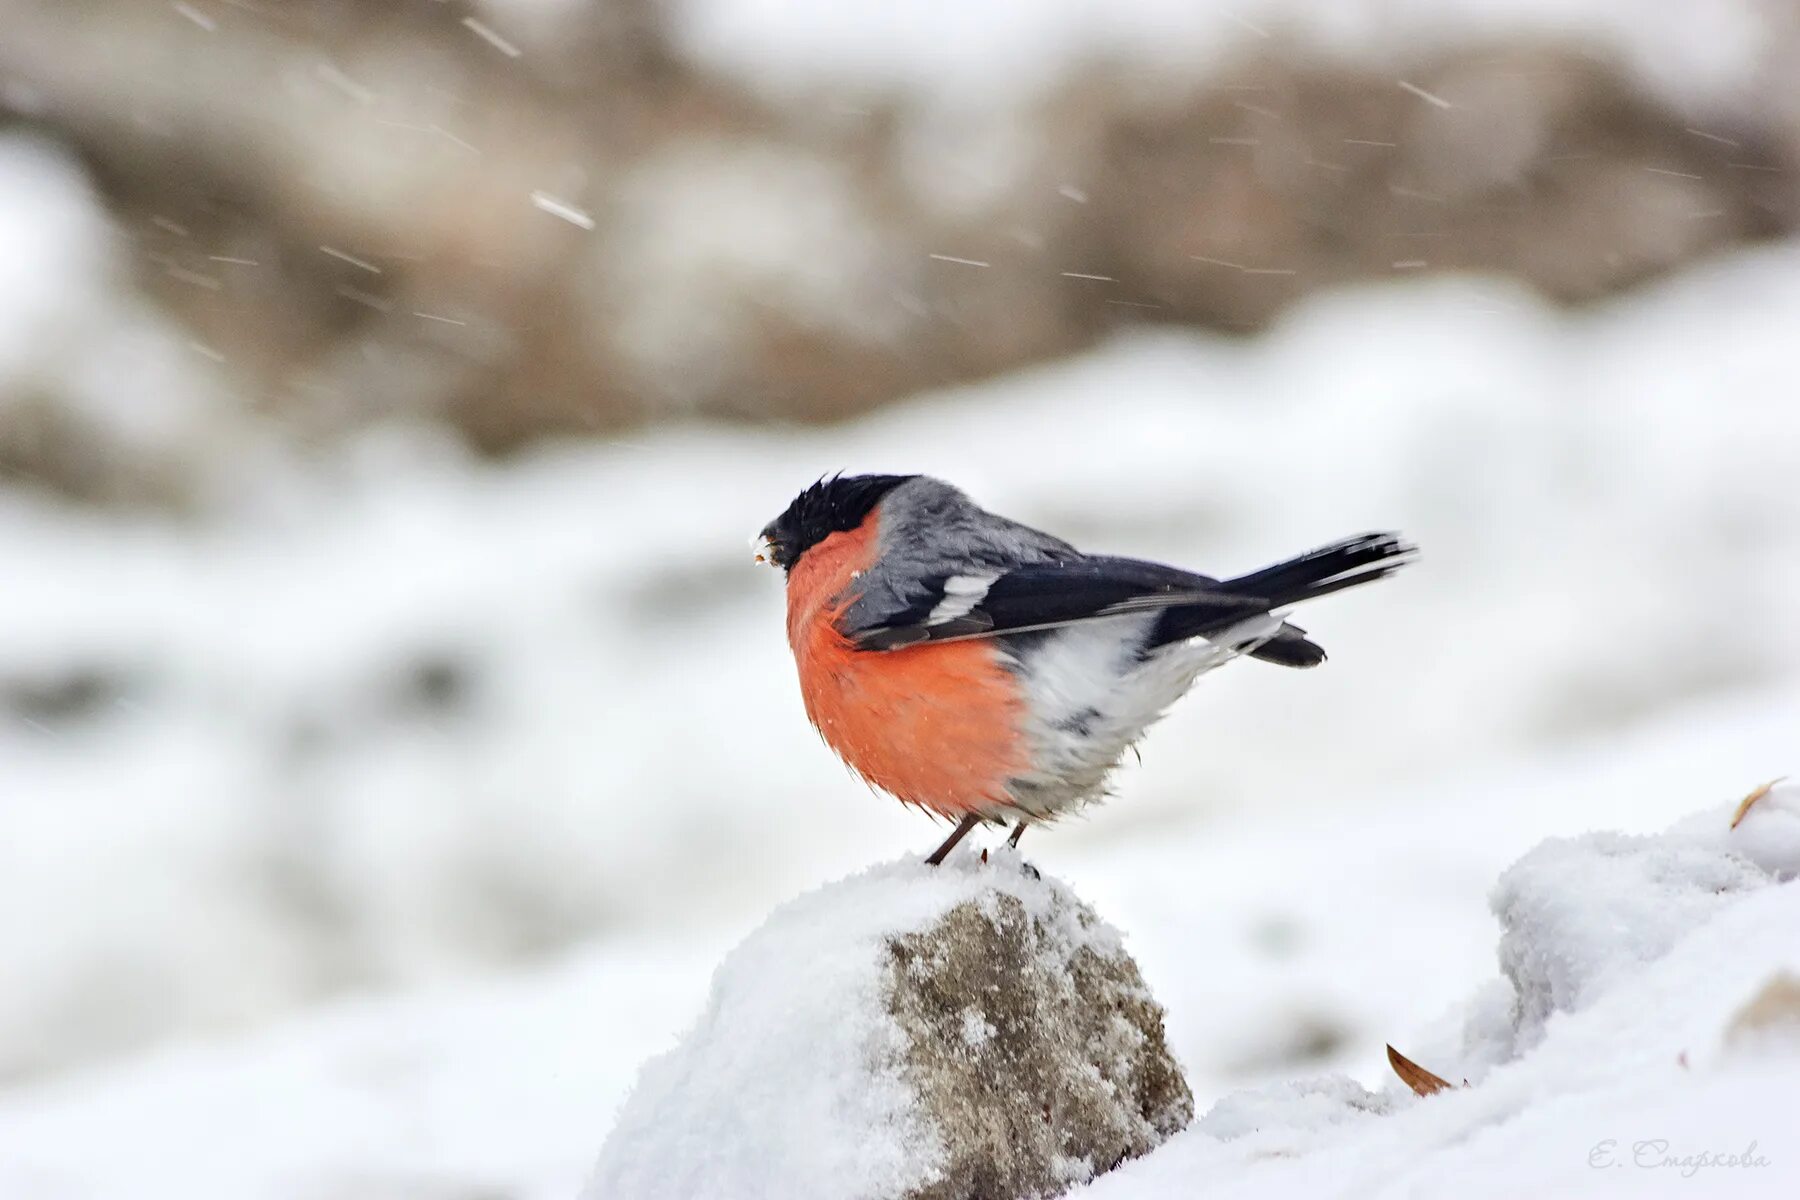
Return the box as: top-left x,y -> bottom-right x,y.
888,891 -> 1192,1200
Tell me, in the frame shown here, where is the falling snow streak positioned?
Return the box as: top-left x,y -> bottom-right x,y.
1224,11 -> 1270,38
315,63 -> 375,106
377,120 -> 480,155
1396,80 -> 1453,109
1684,128 -> 1742,148
336,284 -> 392,312
1190,255 -> 1297,276
529,192 -> 596,230
171,2 -> 215,32
320,246 -> 381,274
929,254 -> 990,268
461,17 -> 521,58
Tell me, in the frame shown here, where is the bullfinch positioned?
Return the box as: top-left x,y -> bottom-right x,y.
756,474 -> 1413,865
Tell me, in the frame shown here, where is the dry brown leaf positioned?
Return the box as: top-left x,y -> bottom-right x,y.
1725,972 -> 1800,1045
1729,777 -> 1786,830
1386,1044 -> 1456,1097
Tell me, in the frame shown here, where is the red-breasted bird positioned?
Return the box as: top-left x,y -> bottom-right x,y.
756,474 -> 1413,864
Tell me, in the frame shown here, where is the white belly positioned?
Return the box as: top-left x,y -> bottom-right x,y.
999,612 -> 1282,820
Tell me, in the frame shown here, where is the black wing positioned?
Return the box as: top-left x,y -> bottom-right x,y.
845,534 -> 1412,665
846,556 -> 1260,651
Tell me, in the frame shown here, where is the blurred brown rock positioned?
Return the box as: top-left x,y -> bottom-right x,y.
0,1 -> 1795,496
1073,45 -> 1791,329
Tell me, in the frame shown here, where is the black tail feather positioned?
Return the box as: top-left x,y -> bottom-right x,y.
1244,628 -> 1328,668
1222,533 -> 1414,607
1150,533 -> 1413,668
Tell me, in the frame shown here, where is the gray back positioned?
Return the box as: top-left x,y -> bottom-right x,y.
844,477 -> 1075,631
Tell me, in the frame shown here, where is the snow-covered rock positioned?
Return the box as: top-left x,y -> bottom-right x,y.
1078,783 -> 1800,1197
1477,784 -> 1800,1059
1491,829 -> 1773,1054
589,851 -> 1190,1200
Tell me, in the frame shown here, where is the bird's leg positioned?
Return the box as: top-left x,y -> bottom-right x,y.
924,815 -> 982,866
1007,821 -> 1041,879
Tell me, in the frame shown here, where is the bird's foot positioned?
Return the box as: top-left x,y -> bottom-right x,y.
982,845 -> 1041,879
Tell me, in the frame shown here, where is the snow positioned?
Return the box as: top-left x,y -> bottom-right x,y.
961,1008 -> 996,1048
5,240 -> 1800,1083
0,936 -> 727,1200
0,692 -> 1793,1198
0,135 -> 106,373
596,138 -> 909,405
0,133 -> 248,504
1492,830 -> 1771,1051
1085,877 -> 1800,1199
672,0 -> 1775,117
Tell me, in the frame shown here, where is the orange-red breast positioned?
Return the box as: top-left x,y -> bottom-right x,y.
756,474 -> 1413,864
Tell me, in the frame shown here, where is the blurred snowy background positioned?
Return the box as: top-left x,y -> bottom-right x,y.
1,2 -> 1798,1197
